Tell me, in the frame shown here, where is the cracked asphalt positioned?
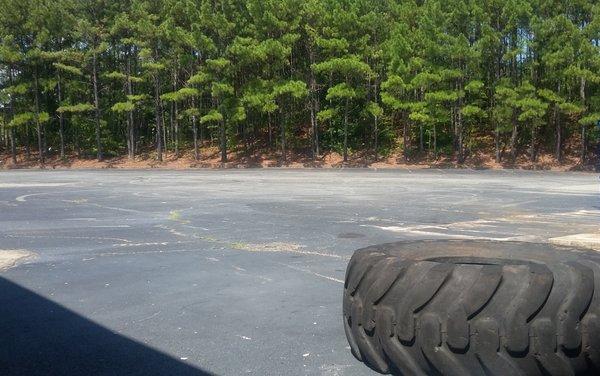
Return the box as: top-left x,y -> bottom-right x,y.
0,169 -> 599,375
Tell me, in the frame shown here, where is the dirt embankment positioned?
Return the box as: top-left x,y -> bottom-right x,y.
0,147 -> 594,171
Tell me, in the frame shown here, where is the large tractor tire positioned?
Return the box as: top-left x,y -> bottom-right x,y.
343,240 -> 600,375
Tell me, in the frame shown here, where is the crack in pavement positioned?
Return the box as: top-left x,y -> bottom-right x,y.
276,262 -> 344,284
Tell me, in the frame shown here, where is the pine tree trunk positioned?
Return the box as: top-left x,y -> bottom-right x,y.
169,102 -> 174,152
10,128 -> 17,165
154,73 -> 163,162
419,86 -> 424,153
192,116 -> 198,161
199,115 -> 204,147
494,124 -> 500,163
580,77 -> 587,164
315,97 -> 320,158
92,50 -> 102,161
74,126 -> 79,158
220,118 -> 227,163
127,112 -> 134,159
433,123 -> 438,160
492,96 -> 500,163
8,67 -> 17,164
280,111 -> 287,164
452,107 -> 457,152
308,53 -> 319,160
252,121 -> 259,152
456,74 -> 464,163
554,105 -> 561,163
530,125 -> 536,163
510,111 -> 518,161
174,101 -> 179,158
403,116 -> 408,162
240,123 -> 245,155
309,94 -> 317,160
126,56 -> 135,159
57,71 -> 65,160
419,123 -> 424,153
493,39 -> 501,164
42,119 -> 47,159
191,97 -> 198,161
581,125 -> 587,163
33,68 -> 44,165
59,116 -> 65,160
267,113 -> 272,149
172,70 -> 179,158
25,126 -> 30,160
373,115 -> 379,162
343,97 -> 349,163
162,110 -> 167,154
509,34 -> 519,163
458,109 -> 464,163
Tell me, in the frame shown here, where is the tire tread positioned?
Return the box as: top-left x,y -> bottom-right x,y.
343,244 -> 600,375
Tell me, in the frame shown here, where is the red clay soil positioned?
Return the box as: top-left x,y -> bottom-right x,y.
0,147 -> 593,171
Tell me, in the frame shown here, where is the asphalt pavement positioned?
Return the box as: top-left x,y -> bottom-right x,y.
0,168 -> 599,375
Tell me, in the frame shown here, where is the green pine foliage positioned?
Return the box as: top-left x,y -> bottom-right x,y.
0,0 -> 599,165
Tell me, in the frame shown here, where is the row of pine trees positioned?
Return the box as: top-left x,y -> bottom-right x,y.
0,0 -> 599,166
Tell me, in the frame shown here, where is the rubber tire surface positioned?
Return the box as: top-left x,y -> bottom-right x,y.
343,240 -> 600,376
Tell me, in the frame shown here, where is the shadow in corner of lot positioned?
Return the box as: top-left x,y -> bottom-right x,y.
0,277 -> 212,376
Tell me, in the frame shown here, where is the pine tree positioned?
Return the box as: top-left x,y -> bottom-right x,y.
1,0 -> 599,167
314,57 -> 373,162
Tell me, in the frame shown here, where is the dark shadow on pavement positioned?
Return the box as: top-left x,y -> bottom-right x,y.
0,277 -> 213,376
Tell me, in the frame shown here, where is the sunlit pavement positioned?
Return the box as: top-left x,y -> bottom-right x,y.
0,169 -> 598,375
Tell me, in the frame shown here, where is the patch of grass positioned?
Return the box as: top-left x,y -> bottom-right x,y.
168,210 -> 189,223
168,210 -> 181,221
198,235 -> 219,242
65,198 -> 88,204
230,242 -> 249,250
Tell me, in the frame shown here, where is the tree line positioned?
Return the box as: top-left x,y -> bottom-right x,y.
0,0 -> 599,166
